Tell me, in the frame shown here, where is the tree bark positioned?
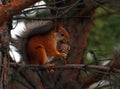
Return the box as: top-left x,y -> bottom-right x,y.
49,0 -> 97,88
0,0 -> 38,27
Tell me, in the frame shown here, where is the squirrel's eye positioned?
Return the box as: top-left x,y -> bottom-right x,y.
61,33 -> 64,36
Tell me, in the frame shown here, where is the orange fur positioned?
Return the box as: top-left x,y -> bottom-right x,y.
26,23 -> 70,65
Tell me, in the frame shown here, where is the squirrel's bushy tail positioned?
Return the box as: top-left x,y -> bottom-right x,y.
11,20 -> 55,63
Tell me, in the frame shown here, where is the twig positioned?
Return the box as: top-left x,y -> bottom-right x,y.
9,63 -> 120,73
12,16 -> 91,21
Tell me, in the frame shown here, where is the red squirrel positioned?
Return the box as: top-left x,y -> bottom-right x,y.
13,21 -> 70,66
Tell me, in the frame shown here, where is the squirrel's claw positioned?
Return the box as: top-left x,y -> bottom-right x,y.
61,53 -> 67,59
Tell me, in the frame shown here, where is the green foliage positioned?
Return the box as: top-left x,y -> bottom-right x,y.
90,8 -> 120,49
85,7 -> 120,65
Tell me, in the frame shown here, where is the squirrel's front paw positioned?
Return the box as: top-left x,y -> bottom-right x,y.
57,52 -> 67,58
61,53 -> 67,59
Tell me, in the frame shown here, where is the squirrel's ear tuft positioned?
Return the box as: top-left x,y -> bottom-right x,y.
54,23 -> 61,32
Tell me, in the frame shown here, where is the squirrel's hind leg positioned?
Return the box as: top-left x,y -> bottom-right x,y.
34,46 -> 48,65
35,46 -> 55,66
37,47 -> 55,73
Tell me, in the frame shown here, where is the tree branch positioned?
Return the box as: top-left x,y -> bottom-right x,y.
0,0 -> 39,26
9,63 -> 120,73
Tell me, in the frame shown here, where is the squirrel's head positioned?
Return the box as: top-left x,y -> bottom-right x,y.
53,23 -> 70,44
